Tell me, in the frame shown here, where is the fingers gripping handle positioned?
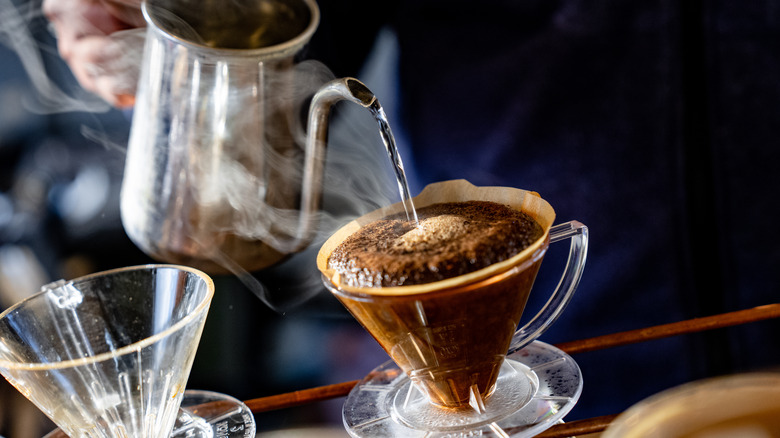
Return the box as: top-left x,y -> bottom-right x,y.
508,221 -> 589,354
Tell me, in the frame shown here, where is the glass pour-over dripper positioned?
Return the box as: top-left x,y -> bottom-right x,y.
0,265 -> 254,438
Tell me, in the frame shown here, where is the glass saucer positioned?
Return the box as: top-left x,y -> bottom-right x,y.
342,340 -> 582,437
44,390 -> 256,438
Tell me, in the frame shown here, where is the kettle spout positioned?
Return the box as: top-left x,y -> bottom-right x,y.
342,77 -> 378,107
312,77 -> 377,110
291,77 -> 379,252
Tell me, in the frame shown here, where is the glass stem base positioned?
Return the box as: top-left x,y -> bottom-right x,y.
44,390 -> 255,438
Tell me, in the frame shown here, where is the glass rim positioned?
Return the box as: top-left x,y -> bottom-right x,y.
0,264 -> 214,371
142,0 -> 320,60
324,237 -> 550,298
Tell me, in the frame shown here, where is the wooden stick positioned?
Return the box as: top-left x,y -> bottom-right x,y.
555,303 -> 780,355
244,380 -> 359,413
243,303 -> 780,413
535,414 -> 620,438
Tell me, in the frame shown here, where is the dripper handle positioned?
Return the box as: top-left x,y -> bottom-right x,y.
507,220 -> 588,354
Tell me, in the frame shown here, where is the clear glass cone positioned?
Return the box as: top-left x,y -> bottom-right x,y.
0,265 -> 251,438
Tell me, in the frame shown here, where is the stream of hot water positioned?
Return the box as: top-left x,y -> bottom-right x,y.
367,100 -> 420,227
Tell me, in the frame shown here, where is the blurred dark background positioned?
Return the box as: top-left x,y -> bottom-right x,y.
2,0 -> 780,436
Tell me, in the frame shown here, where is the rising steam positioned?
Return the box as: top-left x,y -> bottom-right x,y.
0,0 -> 111,113
165,59 -> 401,312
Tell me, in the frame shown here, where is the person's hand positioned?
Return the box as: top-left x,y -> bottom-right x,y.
43,0 -> 146,108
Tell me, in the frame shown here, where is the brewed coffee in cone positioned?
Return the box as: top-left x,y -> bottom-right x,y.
318,180 -> 556,408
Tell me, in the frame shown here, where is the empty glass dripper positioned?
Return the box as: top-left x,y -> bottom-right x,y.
0,265 -> 254,437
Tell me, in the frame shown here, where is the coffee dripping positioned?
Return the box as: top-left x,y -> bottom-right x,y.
121,0 -> 409,274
